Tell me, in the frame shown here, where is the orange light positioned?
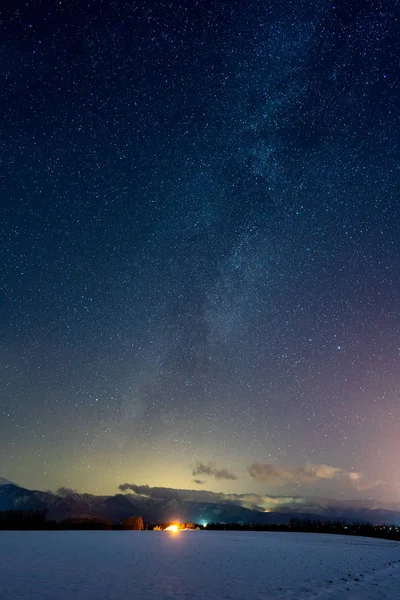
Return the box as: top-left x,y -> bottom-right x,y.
165,524 -> 180,532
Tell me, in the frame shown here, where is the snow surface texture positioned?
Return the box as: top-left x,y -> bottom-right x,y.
0,531 -> 399,599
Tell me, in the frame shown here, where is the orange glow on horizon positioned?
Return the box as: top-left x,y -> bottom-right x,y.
165,524 -> 180,532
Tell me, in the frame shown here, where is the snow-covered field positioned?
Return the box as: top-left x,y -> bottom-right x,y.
0,531 -> 399,599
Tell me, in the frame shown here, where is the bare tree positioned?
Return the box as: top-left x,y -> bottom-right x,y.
123,516 -> 144,530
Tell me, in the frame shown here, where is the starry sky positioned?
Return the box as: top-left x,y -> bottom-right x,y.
1,0 -> 399,508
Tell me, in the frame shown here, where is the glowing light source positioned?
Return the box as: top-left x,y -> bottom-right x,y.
165,524 -> 180,532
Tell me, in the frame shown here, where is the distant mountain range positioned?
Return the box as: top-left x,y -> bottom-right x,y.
1,480 -> 399,525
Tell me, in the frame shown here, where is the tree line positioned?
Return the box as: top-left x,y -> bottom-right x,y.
204,519 -> 400,541
0,510 -> 144,530
1,511 -> 400,541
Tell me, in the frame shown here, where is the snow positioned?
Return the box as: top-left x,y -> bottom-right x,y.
0,531 -> 399,599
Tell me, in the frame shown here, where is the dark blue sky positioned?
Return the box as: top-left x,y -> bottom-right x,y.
1,0 -> 399,507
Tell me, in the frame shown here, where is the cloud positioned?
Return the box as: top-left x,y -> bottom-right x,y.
193,479 -> 205,485
248,462 -> 341,484
119,483 -> 237,504
118,482 -> 293,509
118,482 -> 310,512
248,462 -> 381,491
118,483 -> 395,518
311,464 -> 342,479
346,471 -> 385,492
192,461 -> 238,481
348,472 -> 362,482
119,483 -> 153,497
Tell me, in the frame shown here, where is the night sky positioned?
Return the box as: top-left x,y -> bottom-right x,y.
1,0 -> 399,509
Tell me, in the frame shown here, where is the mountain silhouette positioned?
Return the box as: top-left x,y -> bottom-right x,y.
1,481 -> 400,525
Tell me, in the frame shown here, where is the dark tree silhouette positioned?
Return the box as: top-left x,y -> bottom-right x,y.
123,516 -> 144,530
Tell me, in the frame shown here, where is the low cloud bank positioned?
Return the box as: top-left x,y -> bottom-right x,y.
118,483 -> 326,513
118,482 -> 393,516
